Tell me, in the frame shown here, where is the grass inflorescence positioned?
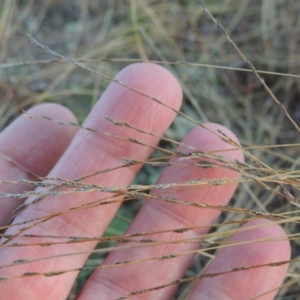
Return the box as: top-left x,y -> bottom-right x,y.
1,0 -> 300,299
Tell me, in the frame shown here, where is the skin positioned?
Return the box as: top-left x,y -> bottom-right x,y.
0,63 -> 290,299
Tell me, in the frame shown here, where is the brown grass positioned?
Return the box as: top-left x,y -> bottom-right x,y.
1,0 -> 300,299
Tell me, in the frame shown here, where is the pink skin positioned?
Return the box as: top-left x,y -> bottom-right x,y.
0,104 -> 77,226
0,63 -> 290,299
191,219 -> 290,300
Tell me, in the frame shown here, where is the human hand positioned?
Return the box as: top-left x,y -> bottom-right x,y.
0,63 -> 290,299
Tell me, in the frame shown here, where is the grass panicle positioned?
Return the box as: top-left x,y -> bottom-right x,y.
1,0 -> 300,299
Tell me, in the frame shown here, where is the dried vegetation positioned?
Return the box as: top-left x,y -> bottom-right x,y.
1,0 -> 300,299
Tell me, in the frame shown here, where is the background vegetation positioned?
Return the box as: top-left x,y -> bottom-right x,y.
1,0 -> 300,298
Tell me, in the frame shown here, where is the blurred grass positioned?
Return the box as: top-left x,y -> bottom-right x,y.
1,0 -> 300,299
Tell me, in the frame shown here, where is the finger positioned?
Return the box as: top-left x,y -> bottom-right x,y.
78,123 -> 244,300
190,219 -> 290,300
0,103 -> 77,226
0,63 -> 182,300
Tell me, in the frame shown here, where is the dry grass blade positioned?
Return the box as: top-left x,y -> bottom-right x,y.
199,0 -> 300,135
2,58 -> 300,79
1,1 -> 300,299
